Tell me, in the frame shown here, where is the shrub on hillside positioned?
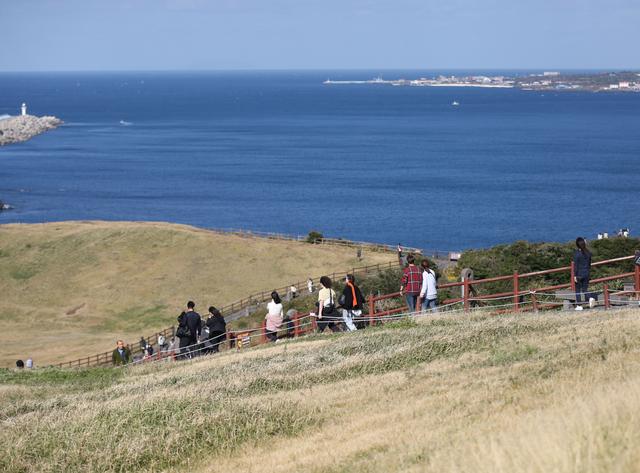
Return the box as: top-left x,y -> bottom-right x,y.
454,238 -> 640,295
306,231 -> 323,244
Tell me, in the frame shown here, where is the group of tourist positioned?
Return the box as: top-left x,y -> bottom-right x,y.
108,272 -> 372,365
105,236 -> 640,366
399,255 -> 438,313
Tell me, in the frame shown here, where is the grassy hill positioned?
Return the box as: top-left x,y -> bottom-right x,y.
0,221 -> 393,367
1,308 -> 639,472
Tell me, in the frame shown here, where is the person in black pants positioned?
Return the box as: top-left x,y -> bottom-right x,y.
205,306 -> 227,353
573,237 -> 593,310
176,311 -> 190,359
317,276 -> 341,333
184,301 -> 202,355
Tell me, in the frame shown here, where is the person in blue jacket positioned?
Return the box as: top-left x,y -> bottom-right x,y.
573,237 -> 594,310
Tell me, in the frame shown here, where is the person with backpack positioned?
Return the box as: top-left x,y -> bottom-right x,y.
185,301 -> 202,355
317,276 -> 340,333
176,311 -> 191,359
419,259 -> 438,312
205,306 -> 227,353
400,254 -> 422,312
265,291 -> 284,342
340,274 -> 365,331
574,237 -> 594,310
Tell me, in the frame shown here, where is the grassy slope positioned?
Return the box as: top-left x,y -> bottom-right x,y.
2,309 -> 640,472
0,221 -> 392,366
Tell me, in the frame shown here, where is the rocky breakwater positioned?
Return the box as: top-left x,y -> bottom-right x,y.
0,114 -> 63,146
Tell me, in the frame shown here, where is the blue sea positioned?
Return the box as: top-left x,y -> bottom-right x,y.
1,70 -> 639,251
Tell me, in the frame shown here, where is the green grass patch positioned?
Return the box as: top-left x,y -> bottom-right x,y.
0,398 -> 321,473
9,266 -> 38,280
488,344 -> 540,366
0,366 -> 124,390
100,304 -> 170,332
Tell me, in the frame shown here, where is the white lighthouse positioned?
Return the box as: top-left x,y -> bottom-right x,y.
21,103 -> 27,116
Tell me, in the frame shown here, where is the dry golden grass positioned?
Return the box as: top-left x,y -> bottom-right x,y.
1,308 -> 640,472
0,221 -> 392,366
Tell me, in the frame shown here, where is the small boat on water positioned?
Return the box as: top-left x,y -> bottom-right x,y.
452,101 -> 460,106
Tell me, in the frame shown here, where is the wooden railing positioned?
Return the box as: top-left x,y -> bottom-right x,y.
367,255 -> 640,314
55,260 -> 401,368
56,254 -> 640,369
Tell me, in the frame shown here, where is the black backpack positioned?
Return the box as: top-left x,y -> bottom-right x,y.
176,313 -> 191,338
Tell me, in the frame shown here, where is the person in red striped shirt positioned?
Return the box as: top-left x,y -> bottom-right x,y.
400,254 -> 422,312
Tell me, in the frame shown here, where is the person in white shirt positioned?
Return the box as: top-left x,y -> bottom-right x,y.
265,291 -> 284,342
419,259 -> 438,312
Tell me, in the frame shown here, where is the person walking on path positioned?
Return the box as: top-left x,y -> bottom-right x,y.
176,311 -> 190,358
283,309 -> 297,338
317,276 -> 340,333
307,278 -> 314,294
139,336 -> 147,353
184,301 -> 202,355
419,259 -> 438,312
205,306 -> 227,353
400,254 -> 422,312
112,340 -> 132,365
574,237 -> 594,310
265,291 -> 284,342
340,274 -> 365,331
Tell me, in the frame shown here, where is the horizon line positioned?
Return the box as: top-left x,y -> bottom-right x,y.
1,67 -> 639,74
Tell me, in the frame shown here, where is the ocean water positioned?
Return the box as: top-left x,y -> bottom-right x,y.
0,70 -> 639,251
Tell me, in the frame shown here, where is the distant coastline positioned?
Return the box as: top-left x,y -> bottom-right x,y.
323,71 -> 640,92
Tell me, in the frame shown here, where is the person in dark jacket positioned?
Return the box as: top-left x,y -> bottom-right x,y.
180,301 -> 202,357
139,336 -> 147,352
112,340 -> 132,365
176,309 -> 193,359
205,306 -> 226,353
573,237 -> 594,310
341,274 -> 365,331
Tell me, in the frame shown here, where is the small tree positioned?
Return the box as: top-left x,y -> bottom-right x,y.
306,231 -> 324,244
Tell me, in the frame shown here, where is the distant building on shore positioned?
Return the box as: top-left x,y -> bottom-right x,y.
21,103 -> 27,116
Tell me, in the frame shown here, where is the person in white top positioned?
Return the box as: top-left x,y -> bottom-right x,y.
265,291 -> 284,342
317,276 -> 340,333
419,259 -> 438,312
307,278 -> 314,293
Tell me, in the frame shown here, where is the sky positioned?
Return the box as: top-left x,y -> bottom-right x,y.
0,0 -> 638,71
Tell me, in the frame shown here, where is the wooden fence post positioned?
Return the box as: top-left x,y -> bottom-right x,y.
635,265 -> 640,295
294,314 -> 301,337
570,262 -> 576,293
261,320 -> 266,343
513,271 -> 520,312
463,279 -> 470,312
368,294 -> 375,326
604,284 -> 610,309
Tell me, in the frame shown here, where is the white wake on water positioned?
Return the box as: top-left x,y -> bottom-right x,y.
119,120 -> 133,126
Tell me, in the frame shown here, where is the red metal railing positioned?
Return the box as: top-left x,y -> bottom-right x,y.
55,254 -> 639,368
367,255 -> 638,315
